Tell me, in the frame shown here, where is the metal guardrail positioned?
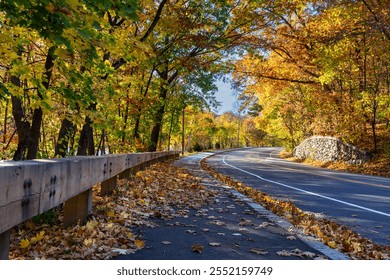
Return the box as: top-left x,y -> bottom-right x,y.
0,151 -> 180,259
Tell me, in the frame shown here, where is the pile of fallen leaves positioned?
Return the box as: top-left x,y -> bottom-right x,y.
201,158 -> 390,260
9,162 -> 216,260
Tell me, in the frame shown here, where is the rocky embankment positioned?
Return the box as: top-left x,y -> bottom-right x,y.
293,136 -> 371,164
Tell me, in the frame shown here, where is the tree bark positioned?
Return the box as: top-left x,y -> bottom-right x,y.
148,92 -> 167,152
2,99 -> 8,144
181,106 -> 185,155
167,108 -> 175,151
26,107 -> 43,159
133,67 -> 155,142
54,117 -> 76,157
148,64 -> 178,152
77,103 -> 96,156
77,115 -> 95,156
25,46 -> 55,160
11,94 -> 30,161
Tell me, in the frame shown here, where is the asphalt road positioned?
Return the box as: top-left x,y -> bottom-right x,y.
114,151 -> 340,260
206,147 -> 390,246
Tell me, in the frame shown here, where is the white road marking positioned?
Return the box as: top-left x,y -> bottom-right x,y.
222,155 -> 390,218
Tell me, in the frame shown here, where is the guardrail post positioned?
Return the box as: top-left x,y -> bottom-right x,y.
100,176 -> 117,196
63,188 -> 92,228
0,230 -> 10,260
118,169 -> 130,180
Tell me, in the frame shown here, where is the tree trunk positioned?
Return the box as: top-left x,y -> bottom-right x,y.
10,74 -> 30,161
148,62 -> 178,152
77,114 -> 95,156
149,114 -> 164,152
25,46 -> 55,160
2,99 -> 8,144
55,117 -> 76,157
181,106 -> 185,155
26,108 -> 43,159
167,108 -> 176,151
133,67 -> 155,142
121,91 -> 129,143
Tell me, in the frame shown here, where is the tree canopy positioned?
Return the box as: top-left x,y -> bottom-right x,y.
0,0 -> 389,160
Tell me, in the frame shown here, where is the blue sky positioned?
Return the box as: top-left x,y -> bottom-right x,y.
214,79 -> 235,114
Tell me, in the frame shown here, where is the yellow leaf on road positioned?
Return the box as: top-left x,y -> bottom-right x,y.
192,244 -> 204,253
134,239 -> 145,249
250,248 -> 268,255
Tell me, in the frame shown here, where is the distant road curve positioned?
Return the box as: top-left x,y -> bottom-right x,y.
206,147 -> 390,246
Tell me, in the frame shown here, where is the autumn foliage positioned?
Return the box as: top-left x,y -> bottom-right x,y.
233,0 -> 390,153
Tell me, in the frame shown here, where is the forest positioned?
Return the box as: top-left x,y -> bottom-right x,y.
0,0 -> 389,161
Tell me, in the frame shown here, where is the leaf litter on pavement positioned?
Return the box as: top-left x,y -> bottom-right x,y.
9,161 -> 217,259
201,157 -> 390,260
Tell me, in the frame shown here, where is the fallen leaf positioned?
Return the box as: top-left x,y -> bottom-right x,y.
276,249 -> 317,258
277,250 -> 291,257
250,248 -> 268,255
192,244 -> 204,254
30,237 -> 38,245
256,222 -> 273,229
211,220 -> 226,226
134,239 -> 145,249
19,239 -> 30,249
112,248 -> 130,255
36,231 -> 45,242
86,220 -> 99,230
106,210 -> 115,217
302,251 -> 316,258
239,219 -> 252,226
83,238 -> 94,247
327,241 -> 337,249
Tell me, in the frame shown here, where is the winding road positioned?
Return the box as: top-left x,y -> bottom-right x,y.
206,147 -> 390,246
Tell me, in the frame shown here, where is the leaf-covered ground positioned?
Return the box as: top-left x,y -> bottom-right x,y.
9,161 -> 217,260
201,158 -> 390,260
